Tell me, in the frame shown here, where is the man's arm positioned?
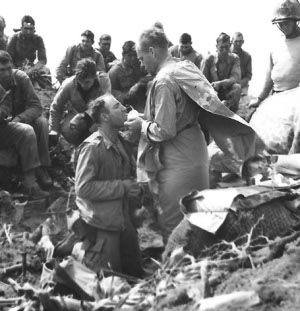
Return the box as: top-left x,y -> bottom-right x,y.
95,50 -> 106,72
36,36 -> 47,65
220,55 -> 241,89
240,53 -> 252,88
75,143 -> 128,200
194,53 -> 203,69
49,80 -> 72,132
98,72 -> 111,94
6,34 -> 17,65
200,55 -> 217,82
0,87 -> 11,123
257,53 -> 274,101
56,46 -> 73,82
14,71 -> 42,123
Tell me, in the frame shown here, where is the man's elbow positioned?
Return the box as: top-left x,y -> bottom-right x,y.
75,182 -> 91,199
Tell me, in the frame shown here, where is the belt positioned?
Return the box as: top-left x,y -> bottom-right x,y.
177,123 -> 198,134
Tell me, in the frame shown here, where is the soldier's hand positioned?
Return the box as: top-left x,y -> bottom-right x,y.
127,83 -> 140,97
11,116 -> 22,123
249,97 -> 262,109
123,180 -> 142,198
49,130 -> 59,147
212,81 -> 221,92
124,116 -> 143,131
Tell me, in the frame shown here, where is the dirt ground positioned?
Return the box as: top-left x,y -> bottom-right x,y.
0,90 -> 300,310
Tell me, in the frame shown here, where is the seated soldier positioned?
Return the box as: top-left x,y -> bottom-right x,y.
74,94 -> 143,277
231,32 -> 252,96
109,41 -> 151,113
6,15 -> 51,89
56,30 -> 105,84
201,32 -> 242,113
169,33 -> 203,68
49,58 -> 111,147
0,51 -> 50,196
97,34 -> 117,72
0,16 -> 7,51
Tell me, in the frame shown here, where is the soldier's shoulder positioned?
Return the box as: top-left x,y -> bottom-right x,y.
82,132 -> 104,147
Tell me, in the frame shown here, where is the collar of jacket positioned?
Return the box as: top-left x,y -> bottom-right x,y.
76,44 -> 95,57
215,53 -> 232,65
95,127 -> 121,150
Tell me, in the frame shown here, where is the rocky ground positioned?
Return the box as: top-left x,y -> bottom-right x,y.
0,90 -> 299,310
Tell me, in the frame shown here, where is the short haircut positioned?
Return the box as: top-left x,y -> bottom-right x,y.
232,31 -> 243,38
180,33 -> 192,44
90,95 -> 109,123
138,28 -> 169,52
21,15 -> 35,26
122,40 -> 136,55
100,34 -> 111,41
81,30 -> 94,44
0,16 -> 6,27
216,32 -> 231,44
153,21 -> 164,31
75,58 -> 97,80
0,51 -> 12,64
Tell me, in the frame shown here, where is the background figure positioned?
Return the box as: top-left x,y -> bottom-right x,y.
169,33 -> 203,68
201,32 -> 241,112
97,34 -> 117,72
249,0 -> 300,109
0,51 -> 51,196
231,32 -> 252,96
0,16 -> 7,50
6,15 -> 51,89
152,21 -> 173,47
56,30 -> 105,84
49,58 -> 111,147
109,40 -> 150,113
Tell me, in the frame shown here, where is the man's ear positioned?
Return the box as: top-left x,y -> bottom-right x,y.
149,46 -> 155,57
101,112 -> 108,122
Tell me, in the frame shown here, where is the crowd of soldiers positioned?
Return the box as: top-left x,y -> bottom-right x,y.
0,0 -> 300,278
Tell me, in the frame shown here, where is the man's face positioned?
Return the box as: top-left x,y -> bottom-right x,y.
103,95 -> 127,128
0,62 -> 12,84
123,52 -> 138,67
78,76 -> 95,91
137,47 -> 157,76
217,41 -> 231,58
180,42 -> 192,55
276,20 -> 298,38
21,22 -> 35,38
99,39 -> 111,54
81,36 -> 93,51
0,19 -> 6,32
232,35 -> 244,52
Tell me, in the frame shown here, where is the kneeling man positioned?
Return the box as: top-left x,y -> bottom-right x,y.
74,94 -> 143,277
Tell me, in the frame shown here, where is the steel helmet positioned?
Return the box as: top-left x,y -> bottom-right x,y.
272,0 -> 300,23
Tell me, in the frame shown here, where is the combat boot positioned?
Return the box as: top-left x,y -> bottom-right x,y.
23,169 -> 49,199
36,166 -> 52,189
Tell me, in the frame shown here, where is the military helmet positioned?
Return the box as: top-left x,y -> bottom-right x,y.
272,0 -> 300,23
